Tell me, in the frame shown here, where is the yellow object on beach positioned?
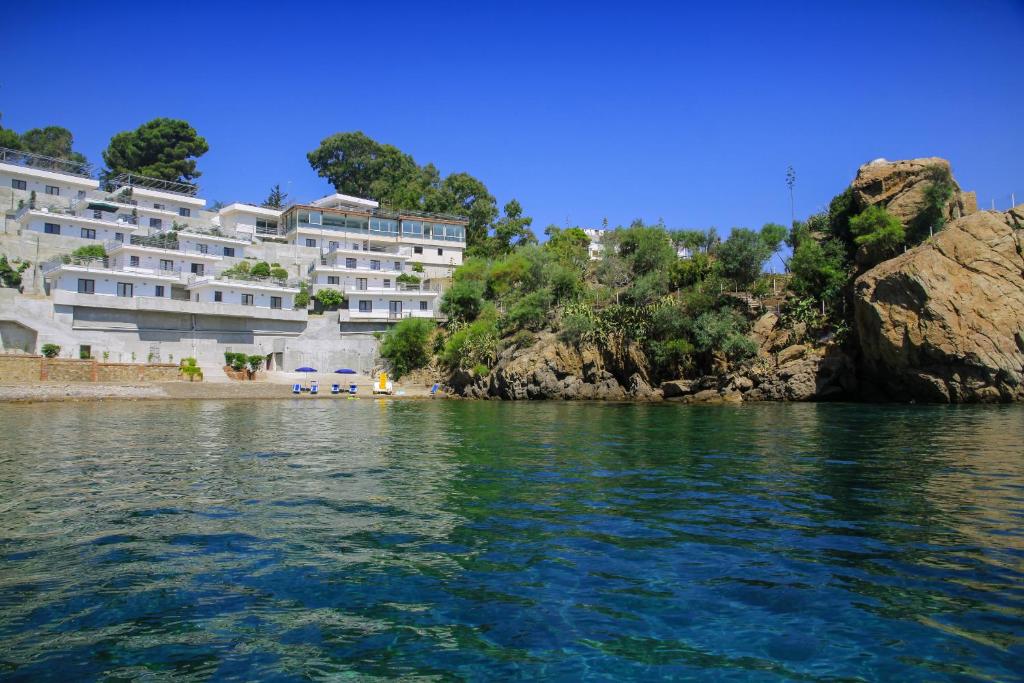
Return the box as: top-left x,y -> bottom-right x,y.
379,373 -> 388,391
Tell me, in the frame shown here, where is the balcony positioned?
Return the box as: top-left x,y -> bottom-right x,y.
107,173 -> 198,197
0,146 -> 92,178
52,289 -> 308,321
341,308 -> 441,322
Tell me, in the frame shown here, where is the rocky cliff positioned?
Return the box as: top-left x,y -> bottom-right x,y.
854,205 -> 1024,402
851,157 -> 977,225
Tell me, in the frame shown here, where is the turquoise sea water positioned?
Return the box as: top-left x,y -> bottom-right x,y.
0,400 -> 1021,681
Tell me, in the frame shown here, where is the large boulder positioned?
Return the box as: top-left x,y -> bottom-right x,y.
854,205 -> 1024,402
851,157 -> 976,227
451,331 -> 652,400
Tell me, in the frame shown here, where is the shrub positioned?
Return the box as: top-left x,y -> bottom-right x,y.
503,289 -> 552,332
314,288 -> 344,309
440,279 -> 485,322
693,308 -> 756,361
41,343 -> 60,358
380,317 -> 434,379
441,315 -> 499,370
411,262 -> 425,273
250,261 -> 271,278
850,205 -> 904,254
179,357 -> 203,381
717,228 -> 771,289
269,266 -> 289,281
0,255 -> 30,288
294,282 -> 310,309
224,351 -> 247,371
473,363 -> 490,376
396,272 -> 421,285
71,244 -> 106,261
79,347 -> 91,359
247,354 -> 264,376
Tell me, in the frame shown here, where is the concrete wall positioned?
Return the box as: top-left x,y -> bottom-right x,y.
0,320 -> 36,353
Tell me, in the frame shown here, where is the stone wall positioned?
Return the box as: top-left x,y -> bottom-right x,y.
0,354 -> 183,383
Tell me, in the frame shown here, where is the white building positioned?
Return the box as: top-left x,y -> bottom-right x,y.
582,228 -> 606,260
217,203 -> 282,240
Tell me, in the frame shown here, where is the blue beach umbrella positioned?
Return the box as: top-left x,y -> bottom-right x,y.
295,366 -> 317,373
334,368 -> 356,374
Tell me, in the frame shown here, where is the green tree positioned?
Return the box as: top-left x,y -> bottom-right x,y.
788,238 -> 847,304
544,227 -> 591,269
759,222 -> 788,271
20,126 -> 87,165
70,245 -> 107,261
850,205 -> 904,256
0,113 -> 20,149
307,131 -> 420,203
490,199 -> 536,254
0,256 -> 30,289
102,118 -> 209,182
264,184 -> 289,208
250,262 -> 271,277
440,278 -> 485,322
380,317 -> 434,379
716,228 -> 771,288
433,172 -> 498,248
294,282 -> 310,309
314,288 -> 344,309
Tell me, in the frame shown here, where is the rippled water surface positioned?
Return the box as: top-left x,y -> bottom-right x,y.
0,400 -> 1022,681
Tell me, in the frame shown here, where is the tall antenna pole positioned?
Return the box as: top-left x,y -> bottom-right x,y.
785,166 -> 796,226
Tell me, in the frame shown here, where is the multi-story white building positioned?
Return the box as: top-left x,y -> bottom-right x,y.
1,145 -> 469,372
582,228 -> 606,260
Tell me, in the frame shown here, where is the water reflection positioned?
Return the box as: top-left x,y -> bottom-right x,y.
0,401 -> 1021,680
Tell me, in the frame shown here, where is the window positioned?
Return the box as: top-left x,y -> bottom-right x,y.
196,243 -> 208,254
214,291 -> 223,302
159,259 -> 173,271
370,260 -> 380,271
77,278 -> 95,294
358,300 -> 371,312
345,258 -> 356,269
93,210 -> 103,219
223,247 -> 234,257
114,232 -> 124,242
327,276 -> 340,285
153,203 -> 165,211
80,228 -> 96,240
389,301 -> 402,316
413,246 -> 423,255
308,211 -> 322,225
305,239 -> 317,248
79,345 -> 91,359
44,223 -> 60,235
155,285 -> 165,297
356,278 -> 367,291
45,185 -> 59,196
437,248 -> 444,256
149,218 -> 162,228
329,241 -> 339,251
383,279 -> 391,288
130,255 -> 140,267
190,263 -> 204,276
241,293 -> 254,306
419,300 -> 428,311
77,190 -> 86,200
117,282 -> 133,297
270,296 -> 282,309
394,261 -> 402,271
179,207 -> 190,217
11,179 -> 26,190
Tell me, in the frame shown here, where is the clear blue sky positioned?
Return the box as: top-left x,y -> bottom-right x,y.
1,1 -> 1021,232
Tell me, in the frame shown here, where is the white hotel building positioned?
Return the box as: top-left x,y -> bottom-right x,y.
0,146 -> 466,371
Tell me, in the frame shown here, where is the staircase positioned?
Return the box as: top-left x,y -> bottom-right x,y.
197,361 -> 230,383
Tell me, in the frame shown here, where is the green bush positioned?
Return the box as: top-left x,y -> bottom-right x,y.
440,279 -> 485,322
224,351 -> 247,371
503,288 -> 552,332
850,205 -> 904,254
294,282 -> 310,309
71,245 -> 106,261
411,262 -> 425,273
79,347 -> 91,359
717,228 -> 771,289
693,308 -> 756,361
41,343 -> 60,358
314,288 -> 344,309
247,354 -> 264,375
269,266 -> 289,281
380,317 -> 434,379
0,255 -> 30,288
179,357 -> 203,381
396,272 -> 421,285
250,262 -> 271,278
441,315 -> 499,370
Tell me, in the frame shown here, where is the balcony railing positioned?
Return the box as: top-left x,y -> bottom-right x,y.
0,146 -> 93,178
107,173 -> 198,197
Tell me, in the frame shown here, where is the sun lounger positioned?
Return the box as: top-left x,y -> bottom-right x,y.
310,380 -> 319,395
292,383 -> 301,394
331,384 -> 341,394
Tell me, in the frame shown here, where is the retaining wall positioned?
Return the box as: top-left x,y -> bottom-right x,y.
0,354 -> 183,383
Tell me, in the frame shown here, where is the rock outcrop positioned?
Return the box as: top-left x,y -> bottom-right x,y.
854,205 -> 1024,402
448,332 -> 661,400
851,157 -> 977,226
